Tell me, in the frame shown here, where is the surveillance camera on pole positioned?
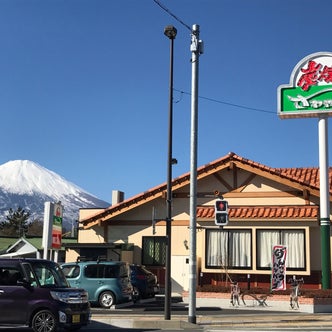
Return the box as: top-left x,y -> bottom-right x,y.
214,199 -> 229,226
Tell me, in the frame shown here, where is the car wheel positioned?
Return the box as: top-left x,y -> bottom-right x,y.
99,291 -> 115,308
31,309 -> 57,332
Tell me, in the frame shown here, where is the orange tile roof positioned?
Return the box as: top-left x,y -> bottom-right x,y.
226,153 -> 332,191
197,205 -> 319,220
81,152 -> 330,227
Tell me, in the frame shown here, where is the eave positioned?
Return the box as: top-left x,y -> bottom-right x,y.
197,205 -> 319,221
81,152 -> 329,229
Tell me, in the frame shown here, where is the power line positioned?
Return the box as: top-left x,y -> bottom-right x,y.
174,89 -> 274,115
153,0 -> 191,31
153,2 -> 273,115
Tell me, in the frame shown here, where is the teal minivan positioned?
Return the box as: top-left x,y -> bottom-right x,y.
61,260 -> 133,308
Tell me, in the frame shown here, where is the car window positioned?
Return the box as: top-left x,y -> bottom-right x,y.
140,266 -> 152,275
84,264 -> 100,278
83,264 -> 124,278
131,265 -> 150,276
22,261 -> 69,288
0,267 -> 22,286
62,265 -> 80,278
119,264 -> 129,278
104,265 -> 119,278
134,267 -> 144,275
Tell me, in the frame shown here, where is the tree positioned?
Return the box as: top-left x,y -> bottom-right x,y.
0,207 -> 31,237
26,219 -> 44,236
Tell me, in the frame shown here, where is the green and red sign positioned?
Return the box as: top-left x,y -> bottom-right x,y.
278,52 -> 332,119
52,203 -> 62,250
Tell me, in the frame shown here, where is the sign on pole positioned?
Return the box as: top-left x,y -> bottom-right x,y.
278,52 -> 332,119
42,202 -> 53,259
278,52 -> 331,289
42,201 -> 63,259
52,203 -> 63,250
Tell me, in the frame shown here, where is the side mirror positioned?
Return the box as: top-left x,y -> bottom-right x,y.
17,278 -> 33,289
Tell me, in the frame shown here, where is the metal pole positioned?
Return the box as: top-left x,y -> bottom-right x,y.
164,25 -> 177,320
318,115 -> 331,289
188,24 -> 201,324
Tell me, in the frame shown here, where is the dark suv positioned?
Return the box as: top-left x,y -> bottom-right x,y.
0,258 -> 90,332
130,264 -> 159,301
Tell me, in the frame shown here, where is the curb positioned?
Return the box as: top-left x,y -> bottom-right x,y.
91,313 -> 332,329
91,314 -> 197,329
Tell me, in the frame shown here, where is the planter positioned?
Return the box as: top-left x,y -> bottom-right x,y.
310,297 -> 332,313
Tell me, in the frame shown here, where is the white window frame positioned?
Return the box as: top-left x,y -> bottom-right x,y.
205,229 -> 252,269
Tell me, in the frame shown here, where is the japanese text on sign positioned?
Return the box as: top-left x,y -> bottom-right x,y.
297,60 -> 332,91
271,245 -> 287,291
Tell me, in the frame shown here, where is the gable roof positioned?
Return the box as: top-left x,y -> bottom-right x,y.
81,152 -> 329,228
0,236 -> 77,254
0,237 -> 39,258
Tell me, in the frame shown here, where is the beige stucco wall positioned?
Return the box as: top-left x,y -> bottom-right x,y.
76,166 -> 331,280
65,248 -> 79,262
121,250 -> 133,263
79,208 -> 105,220
78,227 -> 106,243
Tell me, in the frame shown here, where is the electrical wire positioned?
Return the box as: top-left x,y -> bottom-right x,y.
153,1 -> 273,115
174,89 -> 275,115
153,0 -> 191,31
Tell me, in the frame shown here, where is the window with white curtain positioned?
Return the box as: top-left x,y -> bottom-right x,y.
206,229 -> 252,269
257,229 -> 305,270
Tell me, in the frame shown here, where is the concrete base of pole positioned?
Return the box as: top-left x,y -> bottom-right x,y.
188,316 -> 196,324
318,117 -> 331,289
320,222 -> 331,289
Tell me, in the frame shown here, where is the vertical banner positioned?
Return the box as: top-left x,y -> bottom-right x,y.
52,203 -> 63,250
271,245 -> 287,291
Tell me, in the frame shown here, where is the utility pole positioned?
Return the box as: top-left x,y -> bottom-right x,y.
188,24 -> 203,324
164,25 -> 177,320
319,115 -> 331,289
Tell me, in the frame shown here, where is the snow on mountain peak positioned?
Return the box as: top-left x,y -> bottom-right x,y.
0,160 -> 85,198
0,160 -> 110,228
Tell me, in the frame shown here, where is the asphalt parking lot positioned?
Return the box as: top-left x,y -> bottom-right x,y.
88,295 -> 332,331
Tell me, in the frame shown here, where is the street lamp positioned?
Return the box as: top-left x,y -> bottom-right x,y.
164,24 -> 177,321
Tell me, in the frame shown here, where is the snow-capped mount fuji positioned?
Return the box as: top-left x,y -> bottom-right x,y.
0,160 -> 110,230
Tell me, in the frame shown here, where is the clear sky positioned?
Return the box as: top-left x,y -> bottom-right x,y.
1,0 -> 332,203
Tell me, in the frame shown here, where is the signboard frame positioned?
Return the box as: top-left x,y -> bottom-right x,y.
278,52 -> 332,119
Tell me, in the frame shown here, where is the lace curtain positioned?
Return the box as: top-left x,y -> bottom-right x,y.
257,229 -> 305,269
206,230 -> 251,268
206,229 -> 305,269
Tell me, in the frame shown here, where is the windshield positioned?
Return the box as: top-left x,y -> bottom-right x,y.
23,261 -> 69,288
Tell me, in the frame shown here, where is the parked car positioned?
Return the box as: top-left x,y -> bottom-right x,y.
0,258 -> 90,332
130,264 -> 159,301
61,259 -> 133,308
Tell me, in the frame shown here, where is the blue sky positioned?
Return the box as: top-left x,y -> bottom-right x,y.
0,0 -> 332,203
